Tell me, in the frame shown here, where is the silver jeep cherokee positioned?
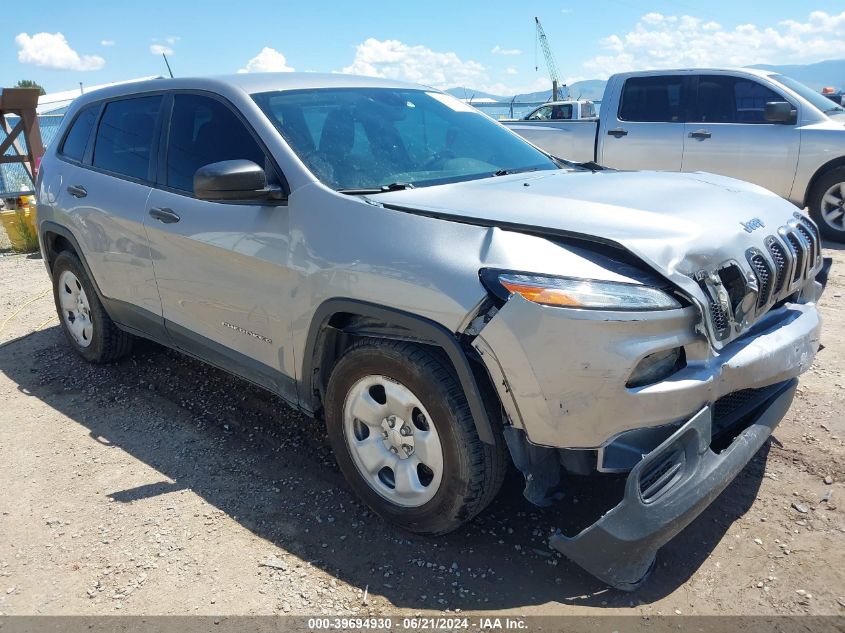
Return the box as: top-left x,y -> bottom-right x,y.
36,73 -> 826,590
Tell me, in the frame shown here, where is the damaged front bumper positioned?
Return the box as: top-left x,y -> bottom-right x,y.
549,379 -> 796,590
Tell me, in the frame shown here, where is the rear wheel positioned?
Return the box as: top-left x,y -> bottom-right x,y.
324,339 -> 507,535
52,251 -> 133,363
808,166 -> 845,242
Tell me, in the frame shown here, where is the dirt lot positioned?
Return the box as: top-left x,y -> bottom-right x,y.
0,235 -> 843,618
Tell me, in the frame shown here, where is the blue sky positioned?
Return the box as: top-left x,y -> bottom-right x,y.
3,0 -> 845,96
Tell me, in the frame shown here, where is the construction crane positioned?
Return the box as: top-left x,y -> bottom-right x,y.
534,16 -> 566,101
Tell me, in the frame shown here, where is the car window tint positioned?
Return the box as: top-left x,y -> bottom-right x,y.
695,75 -> 784,124
619,76 -> 684,122
60,106 -> 98,162
167,94 -> 266,192
92,95 -> 162,180
550,104 -> 572,120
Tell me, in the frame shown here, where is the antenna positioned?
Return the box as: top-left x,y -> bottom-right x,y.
162,53 -> 174,78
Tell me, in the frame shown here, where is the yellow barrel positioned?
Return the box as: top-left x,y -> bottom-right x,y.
1,197 -> 38,252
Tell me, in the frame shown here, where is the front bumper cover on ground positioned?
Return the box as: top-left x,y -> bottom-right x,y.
550,379 -> 796,590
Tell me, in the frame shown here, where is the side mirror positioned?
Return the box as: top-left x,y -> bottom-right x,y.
193,159 -> 283,202
764,101 -> 797,124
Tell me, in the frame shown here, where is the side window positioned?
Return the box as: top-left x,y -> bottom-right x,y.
92,95 -> 162,180
528,106 -> 552,120
167,93 -> 267,193
694,76 -> 787,124
619,76 -> 684,122
60,106 -> 98,162
550,104 -> 573,120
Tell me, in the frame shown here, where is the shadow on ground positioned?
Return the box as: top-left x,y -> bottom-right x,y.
0,326 -> 770,610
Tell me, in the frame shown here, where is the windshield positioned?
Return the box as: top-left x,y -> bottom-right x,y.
771,74 -> 845,115
252,88 -> 558,191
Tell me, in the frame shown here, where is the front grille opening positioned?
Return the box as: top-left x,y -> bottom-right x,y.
748,253 -> 772,308
710,381 -> 789,453
786,232 -> 805,282
766,239 -> 788,294
709,298 -> 728,332
796,224 -> 816,264
639,448 -> 685,502
719,264 -> 746,312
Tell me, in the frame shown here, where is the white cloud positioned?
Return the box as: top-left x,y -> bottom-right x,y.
15,32 -> 105,71
238,47 -> 295,73
505,67 -> 518,75
491,45 -> 522,56
150,44 -> 173,56
100,39 -> 115,47
343,38 -> 486,88
584,10 -> 845,78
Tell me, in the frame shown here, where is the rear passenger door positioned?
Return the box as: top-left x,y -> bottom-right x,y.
143,92 -> 297,402
599,75 -> 688,171
681,75 -> 800,197
52,95 -> 164,322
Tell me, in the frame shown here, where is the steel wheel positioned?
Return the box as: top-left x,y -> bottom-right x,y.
821,182 -> 845,232
57,269 -> 93,348
342,374 -> 444,507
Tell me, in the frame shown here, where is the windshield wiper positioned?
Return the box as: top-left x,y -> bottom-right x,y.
338,182 -> 415,195
492,167 -> 540,177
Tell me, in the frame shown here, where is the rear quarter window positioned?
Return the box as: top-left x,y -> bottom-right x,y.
60,106 -> 98,162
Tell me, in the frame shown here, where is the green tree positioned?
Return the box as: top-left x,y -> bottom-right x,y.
14,80 -> 46,95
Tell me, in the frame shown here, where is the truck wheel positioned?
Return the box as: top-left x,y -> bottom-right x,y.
808,166 -> 845,242
324,339 -> 507,535
51,251 -> 133,363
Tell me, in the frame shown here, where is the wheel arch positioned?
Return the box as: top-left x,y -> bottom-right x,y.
803,156 -> 845,207
301,299 -> 497,444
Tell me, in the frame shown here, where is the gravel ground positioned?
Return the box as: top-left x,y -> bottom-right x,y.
0,245 -> 843,617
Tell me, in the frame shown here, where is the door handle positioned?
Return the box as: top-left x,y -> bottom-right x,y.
607,128 -> 628,138
688,129 -> 712,139
67,185 -> 87,198
148,207 -> 181,224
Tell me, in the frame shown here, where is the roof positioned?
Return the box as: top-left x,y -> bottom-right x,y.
613,67 -> 777,79
36,76 -> 162,114
68,72 -> 428,109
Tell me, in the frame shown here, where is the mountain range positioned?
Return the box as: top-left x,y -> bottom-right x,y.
447,58 -> 845,103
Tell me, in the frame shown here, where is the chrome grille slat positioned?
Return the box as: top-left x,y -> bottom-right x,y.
796,224 -> 816,264
748,251 -> 772,308
785,231 -> 805,283
765,237 -> 788,295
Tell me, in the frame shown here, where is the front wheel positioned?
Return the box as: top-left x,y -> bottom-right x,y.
324,339 -> 507,535
808,166 -> 845,242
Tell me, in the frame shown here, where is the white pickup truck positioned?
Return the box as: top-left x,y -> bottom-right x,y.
503,68 -> 845,241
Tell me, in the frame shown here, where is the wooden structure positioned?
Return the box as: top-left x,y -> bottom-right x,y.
0,88 -> 45,187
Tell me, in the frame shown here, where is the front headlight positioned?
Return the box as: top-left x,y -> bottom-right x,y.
480,269 -> 681,311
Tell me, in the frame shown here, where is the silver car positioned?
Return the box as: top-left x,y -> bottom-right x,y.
36,73 -> 826,590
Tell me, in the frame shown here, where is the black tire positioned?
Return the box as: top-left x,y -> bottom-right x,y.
325,339 -> 507,535
808,166 -> 845,243
51,250 -> 133,363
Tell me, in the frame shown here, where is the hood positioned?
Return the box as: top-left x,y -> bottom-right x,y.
370,169 -> 822,347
